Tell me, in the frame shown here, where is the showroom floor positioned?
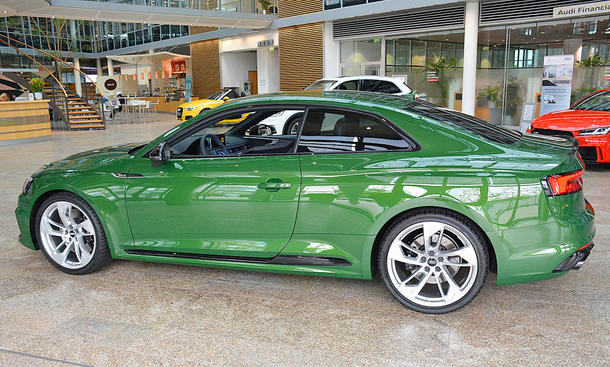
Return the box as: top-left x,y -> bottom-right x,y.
0,115 -> 608,366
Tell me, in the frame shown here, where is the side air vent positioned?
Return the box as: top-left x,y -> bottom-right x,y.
480,0 -> 604,25
333,4 -> 465,39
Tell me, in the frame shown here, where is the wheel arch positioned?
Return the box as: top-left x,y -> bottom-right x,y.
28,184 -> 124,257
370,205 -> 498,277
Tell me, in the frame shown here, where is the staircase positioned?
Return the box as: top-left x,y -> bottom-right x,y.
43,82 -> 105,131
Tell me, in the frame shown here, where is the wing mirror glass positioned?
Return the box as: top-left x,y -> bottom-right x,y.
150,142 -> 171,167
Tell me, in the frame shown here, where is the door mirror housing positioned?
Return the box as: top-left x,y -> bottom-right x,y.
150,142 -> 171,167
223,96 -> 230,102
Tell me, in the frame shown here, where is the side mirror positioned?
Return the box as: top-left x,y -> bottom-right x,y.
223,96 -> 230,102
150,142 -> 171,167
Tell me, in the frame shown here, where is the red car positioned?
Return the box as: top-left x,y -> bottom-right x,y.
527,89 -> 610,163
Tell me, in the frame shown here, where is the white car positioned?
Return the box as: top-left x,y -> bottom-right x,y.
250,76 -> 413,135
305,75 -> 412,95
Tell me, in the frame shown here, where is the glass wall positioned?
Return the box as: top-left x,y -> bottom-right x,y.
325,0 -> 384,10
340,17 -> 610,126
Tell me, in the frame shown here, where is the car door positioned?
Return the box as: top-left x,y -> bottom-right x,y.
124,107 -> 303,258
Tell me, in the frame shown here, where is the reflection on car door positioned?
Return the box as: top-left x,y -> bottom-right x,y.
124,143 -> 301,258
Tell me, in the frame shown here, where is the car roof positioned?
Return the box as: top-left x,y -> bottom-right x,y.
222,90 -> 416,111
321,75 -> 405,83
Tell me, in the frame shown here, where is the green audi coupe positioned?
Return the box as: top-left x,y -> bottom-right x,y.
15,91 -> 595,313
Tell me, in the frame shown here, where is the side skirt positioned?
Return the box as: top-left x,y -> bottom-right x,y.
123,249 -> 351,266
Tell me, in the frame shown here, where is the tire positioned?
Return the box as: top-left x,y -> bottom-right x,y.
35,192 -> 111,275
378,209 -> 488,314
283,113 -> 303,135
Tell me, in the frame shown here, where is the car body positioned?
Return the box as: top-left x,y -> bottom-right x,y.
305,75 -> 412,95
527,89 -> 610,163
16,91 -> 595,313
176,88 -> 242,121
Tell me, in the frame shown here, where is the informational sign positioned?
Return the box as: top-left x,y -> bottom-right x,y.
553,1 -> 610,19
540,55 -> 574,116
605,66 -> 610,81
171,60 -> 186,74
426,71 -> 439,82
520,102 -> 537,133
257,39 -> 274,47
104,78 -> 117,91
184,76 -> 192,103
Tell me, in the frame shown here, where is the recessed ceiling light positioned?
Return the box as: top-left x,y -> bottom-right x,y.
2,10 -> 7,14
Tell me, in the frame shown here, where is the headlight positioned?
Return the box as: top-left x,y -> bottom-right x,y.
185,107 -> 196,111
22,177 -> 33,194
578,126 -> 610,136
527,123 -> 533,131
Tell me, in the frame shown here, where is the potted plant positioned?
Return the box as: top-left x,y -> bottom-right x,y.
258,0 -> 271,14
29,77 -> 45,100
425,55 -> 457,106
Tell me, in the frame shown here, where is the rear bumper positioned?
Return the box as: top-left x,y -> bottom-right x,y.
553,243 -> 594,272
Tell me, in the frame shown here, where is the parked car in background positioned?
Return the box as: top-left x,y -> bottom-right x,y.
305,75 -> 412,95
527,88 -> 610,163
177,88 -> 243,121
16,91 -> 594,314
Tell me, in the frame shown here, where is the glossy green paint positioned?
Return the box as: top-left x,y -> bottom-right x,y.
15,91 -> 595,285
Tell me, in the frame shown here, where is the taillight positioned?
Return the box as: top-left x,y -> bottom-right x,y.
541,170 -> 584,196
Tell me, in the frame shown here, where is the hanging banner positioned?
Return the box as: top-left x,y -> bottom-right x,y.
540,55 -> 574,116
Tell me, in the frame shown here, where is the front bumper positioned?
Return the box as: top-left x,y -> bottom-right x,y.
553,243 -> 594,272
576,135 -> 610,163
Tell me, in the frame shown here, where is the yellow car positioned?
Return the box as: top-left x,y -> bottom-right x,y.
176,88 -> 241,121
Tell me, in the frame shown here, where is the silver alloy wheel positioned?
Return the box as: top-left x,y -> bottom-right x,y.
289,121 -> 300,135
386,221 -> 478,308
39,201 -> 96,269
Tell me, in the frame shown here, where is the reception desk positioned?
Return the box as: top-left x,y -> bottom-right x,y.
0,100 -> 51,145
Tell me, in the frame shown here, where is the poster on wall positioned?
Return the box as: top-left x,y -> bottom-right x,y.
540,55 -> 574,116
184,76 -> 192,103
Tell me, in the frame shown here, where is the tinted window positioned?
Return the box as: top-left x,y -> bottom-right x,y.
405,102 -> 521,145
336,81 -> 358,91
225,90 -> 238,99
361,80 -> 401,94
298,109 -> 413,153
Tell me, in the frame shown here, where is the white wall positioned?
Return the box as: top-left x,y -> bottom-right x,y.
219,30 -> 278,53
324,22 -> 341,78
257,46 -> 279,94
220,51 -> 257,92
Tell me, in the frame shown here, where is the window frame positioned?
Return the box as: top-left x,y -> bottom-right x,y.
146,103 -> 420,160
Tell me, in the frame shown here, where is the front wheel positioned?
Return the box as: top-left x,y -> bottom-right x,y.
35,192 -> 111,275
379,210 -> 488,313
283,113 -> 303,135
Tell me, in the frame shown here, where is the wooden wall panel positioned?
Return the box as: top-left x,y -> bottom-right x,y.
279,23 -> 324,91
190,38 -> 221,98
278,0 -> 323,18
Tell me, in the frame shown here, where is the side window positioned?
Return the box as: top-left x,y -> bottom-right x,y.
225,90 -> 238,99
335,81 -> 358,91
169,108 -> 304,158
298,109 -> 412,153
361,80 -> 401,94
375,81 -> 401,94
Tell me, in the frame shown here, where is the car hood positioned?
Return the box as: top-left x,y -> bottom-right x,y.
37,142 -> 145,175
532,109 -> 610,131
178,99 -> 222,109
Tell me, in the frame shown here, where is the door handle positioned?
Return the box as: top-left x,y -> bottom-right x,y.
257,178 -> 292,192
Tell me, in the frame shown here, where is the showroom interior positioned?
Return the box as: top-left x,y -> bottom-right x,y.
0,0 -> 608,366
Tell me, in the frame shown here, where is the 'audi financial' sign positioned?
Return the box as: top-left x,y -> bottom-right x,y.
553,1 -> 610,19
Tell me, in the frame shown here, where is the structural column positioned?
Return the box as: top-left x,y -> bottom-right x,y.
73,57 -> 82,97
107,57 -> 114,77
461,0 -> 479,116
96,58 -> 103,76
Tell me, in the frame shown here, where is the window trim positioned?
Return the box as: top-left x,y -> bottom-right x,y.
146,102 -> 420,160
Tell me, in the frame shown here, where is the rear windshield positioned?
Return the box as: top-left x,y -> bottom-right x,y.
405,101 -> 522,145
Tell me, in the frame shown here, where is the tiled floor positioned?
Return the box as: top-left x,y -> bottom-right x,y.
0,115 -> 608,366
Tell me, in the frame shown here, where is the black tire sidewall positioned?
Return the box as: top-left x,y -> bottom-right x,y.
283,114 -> 303,135
379,212 -> 488,314
35,192 -> 111,275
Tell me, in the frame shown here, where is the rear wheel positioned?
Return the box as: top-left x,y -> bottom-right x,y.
283,113 -> 303,135
379,210 -> 488,313
35,192 -> 111,275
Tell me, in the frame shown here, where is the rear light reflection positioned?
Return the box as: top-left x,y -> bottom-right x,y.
542,170 -> 584,196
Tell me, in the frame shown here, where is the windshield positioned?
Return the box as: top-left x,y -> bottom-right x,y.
207,90 -> 229,100
305,80 -> 337,91
405,101 -> 522,145
572,90 -> 610,111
